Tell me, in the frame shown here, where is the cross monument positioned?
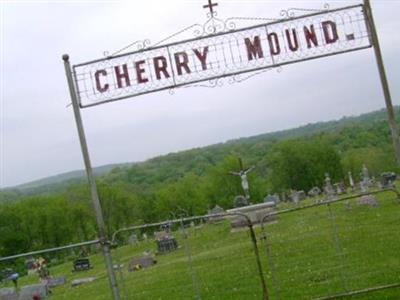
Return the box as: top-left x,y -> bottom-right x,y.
229,158 -> 255,200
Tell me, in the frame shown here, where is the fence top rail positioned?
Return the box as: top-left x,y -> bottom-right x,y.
0,239 -> 100,263
260,188 -> 400,225
313,282 -> 400,300
111,211 -> 252,244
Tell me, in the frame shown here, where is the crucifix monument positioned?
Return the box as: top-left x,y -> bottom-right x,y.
229,158 -> 255,200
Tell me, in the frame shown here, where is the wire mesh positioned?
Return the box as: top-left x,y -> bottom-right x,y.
260,190 -> 400,300
0,241 -> 114,300
110,214 -> 266,300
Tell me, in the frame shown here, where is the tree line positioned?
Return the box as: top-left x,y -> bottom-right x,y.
1,109 -> 399,257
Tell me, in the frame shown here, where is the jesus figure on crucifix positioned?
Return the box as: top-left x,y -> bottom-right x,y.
229,158 -> 255,200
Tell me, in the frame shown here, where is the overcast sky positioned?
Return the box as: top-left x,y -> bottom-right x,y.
1,0 -> 399,188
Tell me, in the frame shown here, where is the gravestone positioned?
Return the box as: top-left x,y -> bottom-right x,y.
18,284 -> 48,300
308,187 -> 321,197
264,194 -> 280,204
380,172 -> 396,189
298,190 -> 306,201
208,205 -> 225,223
360,164 -> 371,192
209,204 -> 225,215
359,181 -> 368,193
290,191 -> 300,203
324,173 -> 335,200
47,277 -> 66,288
128,256 -> 157,272
128,234 -> 139,245
334,182 -> 346,195
0,288 -> 18,300
358,195 -> 379,207
227,202 -> 276,228
348,171 -> 355,190
71,277 -> 96,287
160,223 -> 171,233
154,231 -> 178,254
233,195 -> 249,208
72,258 -> 92,272
25,258 -> 36,272
113,264 -> 124,271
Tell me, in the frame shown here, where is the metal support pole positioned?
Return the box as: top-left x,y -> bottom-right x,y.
364,0 -> 400,165
62,54 -> 121,300
248,223 -> 269,300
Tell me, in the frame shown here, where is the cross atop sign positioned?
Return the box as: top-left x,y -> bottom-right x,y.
203,0 -> 218,14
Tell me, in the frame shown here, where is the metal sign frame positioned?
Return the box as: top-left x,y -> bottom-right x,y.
72,4 -> 371,108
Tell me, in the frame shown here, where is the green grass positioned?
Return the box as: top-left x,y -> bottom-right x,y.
2,191 -> 399,299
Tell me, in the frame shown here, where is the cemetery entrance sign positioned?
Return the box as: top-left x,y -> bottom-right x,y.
63,2 -> 399,300
73,5 -> 371,108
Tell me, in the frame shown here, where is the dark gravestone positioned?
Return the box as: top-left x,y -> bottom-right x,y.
0,288 -> 18,300
18,284 -> 49,300
154,231 -> 178,254
72,258 -> 92,272
234,195 -> 249,208
380,172 -> 396,189
128,256 -> 157,272
157,239 -> 178,254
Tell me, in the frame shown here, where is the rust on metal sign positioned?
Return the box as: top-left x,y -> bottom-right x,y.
73,5 -> 371,108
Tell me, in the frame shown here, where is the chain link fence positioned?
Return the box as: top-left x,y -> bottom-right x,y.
260,189 -> 400,300
110,212 -> 267,300
1,189 -> 399,300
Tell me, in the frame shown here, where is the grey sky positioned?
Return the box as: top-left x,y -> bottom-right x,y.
1,0 -> 399,187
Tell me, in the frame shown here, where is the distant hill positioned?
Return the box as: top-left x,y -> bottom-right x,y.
1,107 -> 398,197
3,163 -> 134,194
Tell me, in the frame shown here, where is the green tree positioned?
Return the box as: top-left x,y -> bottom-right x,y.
267,139 -> 343,192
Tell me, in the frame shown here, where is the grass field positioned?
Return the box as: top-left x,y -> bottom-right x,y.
1,190 -> 399,299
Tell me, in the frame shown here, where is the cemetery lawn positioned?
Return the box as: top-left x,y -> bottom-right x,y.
2,191 -> 400,299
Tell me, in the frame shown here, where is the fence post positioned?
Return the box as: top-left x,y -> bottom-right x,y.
179,217 -> 202,300
248,221 -> 269,300
327,203 -> 349,292
62,54 -> 121,300
260,219 -> 281,300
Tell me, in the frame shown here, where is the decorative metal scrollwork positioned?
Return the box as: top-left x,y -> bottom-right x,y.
281,3 -> 330,19
100,2 -> 331,93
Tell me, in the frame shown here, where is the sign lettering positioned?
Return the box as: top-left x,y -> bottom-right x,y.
73,5 -> 371,108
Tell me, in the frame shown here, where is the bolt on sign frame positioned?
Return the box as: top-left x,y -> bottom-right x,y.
62,1 -> 399,300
